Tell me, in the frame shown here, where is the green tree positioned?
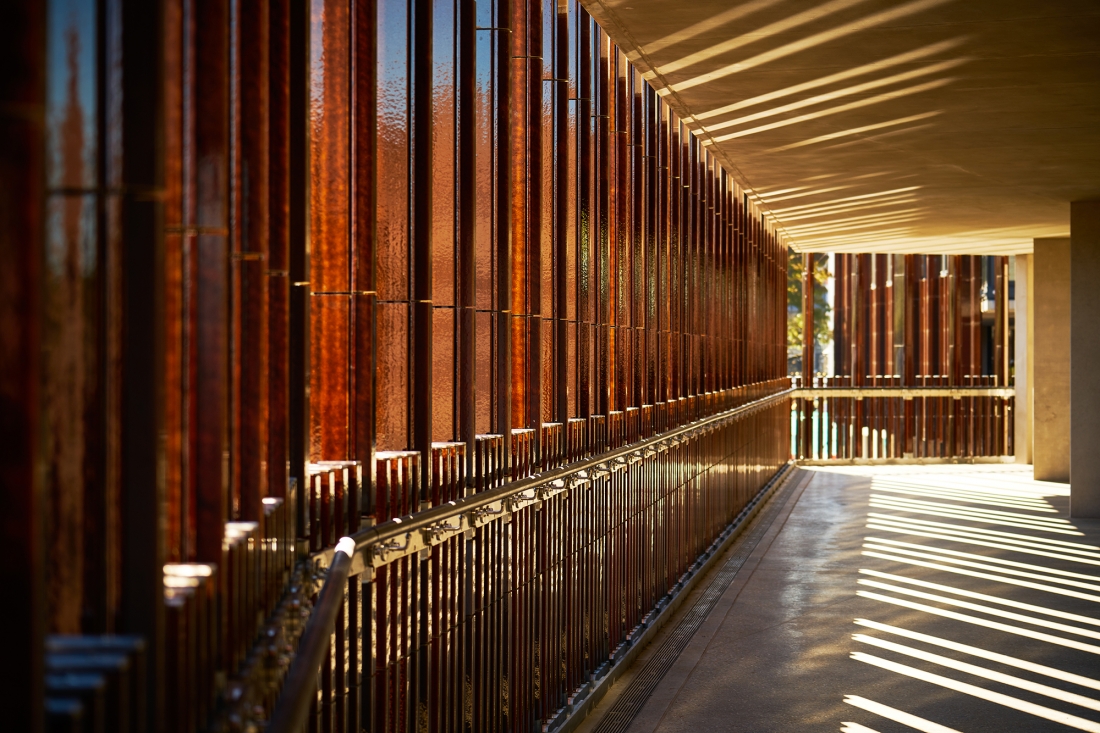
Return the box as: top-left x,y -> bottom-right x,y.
787,249 -> 832,356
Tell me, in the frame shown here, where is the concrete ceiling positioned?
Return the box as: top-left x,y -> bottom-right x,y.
584,0 -> 1100,254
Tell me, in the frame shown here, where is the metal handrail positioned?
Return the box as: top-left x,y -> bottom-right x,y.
267,537 -> 355,733
346,388 -> 791,566
265,387 -> 792,733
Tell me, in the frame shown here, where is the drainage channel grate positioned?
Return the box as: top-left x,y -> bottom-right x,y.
591,470 -> 805,733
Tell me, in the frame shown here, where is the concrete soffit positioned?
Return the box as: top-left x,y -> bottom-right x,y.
582,0 -> 1100,255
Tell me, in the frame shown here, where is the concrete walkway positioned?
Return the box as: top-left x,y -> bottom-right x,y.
581,465 -> 1100,733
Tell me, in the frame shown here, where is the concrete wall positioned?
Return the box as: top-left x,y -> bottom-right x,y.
1015,254 -> 1033,464
1033,238 -> 1070,483
1071,201 -> 1100,517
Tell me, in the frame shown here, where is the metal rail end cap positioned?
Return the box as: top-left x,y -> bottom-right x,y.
335,536 -> 356,558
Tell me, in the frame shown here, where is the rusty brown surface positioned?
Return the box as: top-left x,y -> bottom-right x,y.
375,0 -> 410,304
187,0 -> 231,563
23,0 -> 803,728
268,0 -> 291,500
375,301 -> 410,451
232,0 -> 271,521
41,4 -> 99,635
164,0 -> 184,561
821,252 -> 1013,460
310,0 -> 352,465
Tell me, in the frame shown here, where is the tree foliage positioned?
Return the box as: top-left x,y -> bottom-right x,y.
787,249 -> 832,351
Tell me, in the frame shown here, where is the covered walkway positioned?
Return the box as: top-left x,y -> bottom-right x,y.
582,466 -> 1100,733
5,1 -> 1099,730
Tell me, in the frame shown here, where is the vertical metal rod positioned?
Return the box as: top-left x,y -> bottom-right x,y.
288,0 -> 311,544
116,3 -> 168,729
801,252 -> 814,459
0,3 -> 46,729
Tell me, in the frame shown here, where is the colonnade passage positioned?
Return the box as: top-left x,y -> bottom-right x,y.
2,0 -> 1097,731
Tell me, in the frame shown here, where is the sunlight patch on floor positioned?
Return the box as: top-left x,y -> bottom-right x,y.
831,466 -> 1100,732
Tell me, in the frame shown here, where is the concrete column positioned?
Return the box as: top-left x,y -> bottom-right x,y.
1071,200 -> 1100,517
1014,254 -> 1033,464
1033,238 -> 1070,483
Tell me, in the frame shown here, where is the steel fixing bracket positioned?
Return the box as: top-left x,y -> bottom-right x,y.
468,500 -> 507,529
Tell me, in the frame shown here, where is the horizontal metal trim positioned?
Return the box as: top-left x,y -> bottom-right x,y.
795,387 -> 1014,399
798,456 -> 1016,466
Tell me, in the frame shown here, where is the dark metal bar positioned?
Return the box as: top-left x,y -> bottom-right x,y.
268,0 -> 291,504
287,0 -> 311,544
113,2 -> 169,729
457,0 -> 477,492
233,0 -> 270,521
412,0 -> 434,495
0,2 -> 46,729
801,252 -> 813,459
190,0 -> 231,563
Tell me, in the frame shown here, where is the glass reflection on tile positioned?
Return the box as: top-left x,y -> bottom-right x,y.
376,0 -> 410,302
46,0 -> 97,190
